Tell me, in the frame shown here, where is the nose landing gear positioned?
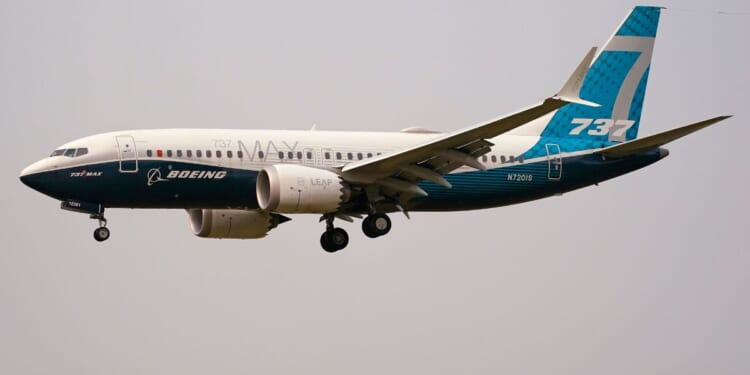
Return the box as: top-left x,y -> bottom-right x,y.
60,200 -> 111,242
91,213 -> 110,242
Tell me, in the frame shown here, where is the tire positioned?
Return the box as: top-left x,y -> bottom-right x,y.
362,213 -> 391,238
320,232 -> 337,253
93,227 -> 110,242
329,228 -> 349,251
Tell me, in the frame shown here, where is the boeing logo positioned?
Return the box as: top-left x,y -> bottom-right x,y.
146,168 -> 168,186
147,168 -> 228,186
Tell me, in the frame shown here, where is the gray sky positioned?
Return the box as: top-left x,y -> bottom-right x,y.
2,1 -> 749,374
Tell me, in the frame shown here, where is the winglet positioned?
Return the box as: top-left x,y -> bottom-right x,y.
553,47 -> 600,107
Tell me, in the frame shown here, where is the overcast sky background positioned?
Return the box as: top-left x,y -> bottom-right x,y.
2,1 -> 749,374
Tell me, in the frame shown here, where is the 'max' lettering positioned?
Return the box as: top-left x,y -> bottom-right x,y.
237,140 -> 299,161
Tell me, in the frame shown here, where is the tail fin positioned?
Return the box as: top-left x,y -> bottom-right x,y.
515,6 -> 662,146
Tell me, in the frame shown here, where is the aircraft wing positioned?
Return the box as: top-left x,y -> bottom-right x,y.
595,115 -> 731,158
340,48 -> 598,206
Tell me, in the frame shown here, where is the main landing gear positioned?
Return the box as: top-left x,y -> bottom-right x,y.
91,212 -> 110,242
362,213 -> 391,238
319,213 -> 393,252
320,215 -> 349,253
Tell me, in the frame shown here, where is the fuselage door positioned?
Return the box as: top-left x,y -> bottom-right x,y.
116,135 -> 138,173
546,143 -> 562,181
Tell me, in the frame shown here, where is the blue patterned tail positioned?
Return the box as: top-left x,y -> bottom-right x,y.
518,6 -> 662,151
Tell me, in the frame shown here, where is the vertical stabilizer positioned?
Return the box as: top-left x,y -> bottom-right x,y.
516,6 -> 662,155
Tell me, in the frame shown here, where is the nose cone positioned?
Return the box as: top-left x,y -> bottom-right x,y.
20,159 -> 51,192
19,173 -> 31,188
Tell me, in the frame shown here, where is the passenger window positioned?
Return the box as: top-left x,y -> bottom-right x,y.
336,152 -> 342,160
147,150 -> 153,157
177,150 -> 183,157
50,149 -> 65,157
297,151 -> 302,160
216,150 -> 222,158
167,150 -> 173,157
491,155 -> 497,163
306,152 -> 312,159
367,153 -> 372,158
206,150 -> 212,158
278,151 -> 284,159
186,150 -> 192,157
347,152 -> 353,160
518,155 -> 524,163
288,151 -> 293,159
64,149 -> 76,157
75,148 -> 88,157
482,155 -> 487,162
500,155 -> 506,163
357,152 -> 363,160
227,150 -> 233,158
324,152 -> 330,160
509,155 -> 515,162
237,150 -> 243,159
196,150 -> 202,157
259,151 -> 265,159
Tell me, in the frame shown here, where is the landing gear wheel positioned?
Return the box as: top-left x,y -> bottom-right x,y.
320,228 -> 349,253
93,226 -> 110,242
90,211 -> 109,242
362,213 -> 391,238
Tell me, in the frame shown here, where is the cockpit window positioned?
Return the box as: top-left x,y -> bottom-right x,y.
50,148 -> 89,158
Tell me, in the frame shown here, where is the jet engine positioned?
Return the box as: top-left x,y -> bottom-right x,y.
256,164 -> 350,213
188,208 -> 289,239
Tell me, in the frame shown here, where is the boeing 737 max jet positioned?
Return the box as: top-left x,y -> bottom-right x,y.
20,6 -> 730,252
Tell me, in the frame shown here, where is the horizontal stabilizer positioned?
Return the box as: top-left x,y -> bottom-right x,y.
596,115 -> 731,158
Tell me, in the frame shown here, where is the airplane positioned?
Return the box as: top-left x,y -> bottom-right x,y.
20,6 -> 730,252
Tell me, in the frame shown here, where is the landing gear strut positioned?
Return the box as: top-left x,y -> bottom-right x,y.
320,215 -> 348,253
362,213 -> 391,238
91,212 -> 110,242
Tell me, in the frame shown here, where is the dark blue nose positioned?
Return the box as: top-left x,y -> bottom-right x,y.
20,161 -> 54,195
20,170 -> 46,193
19,173 -> 31,187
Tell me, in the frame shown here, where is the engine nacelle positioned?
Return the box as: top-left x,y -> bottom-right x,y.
188,209 -> 288,239
256,164 -> 350,213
